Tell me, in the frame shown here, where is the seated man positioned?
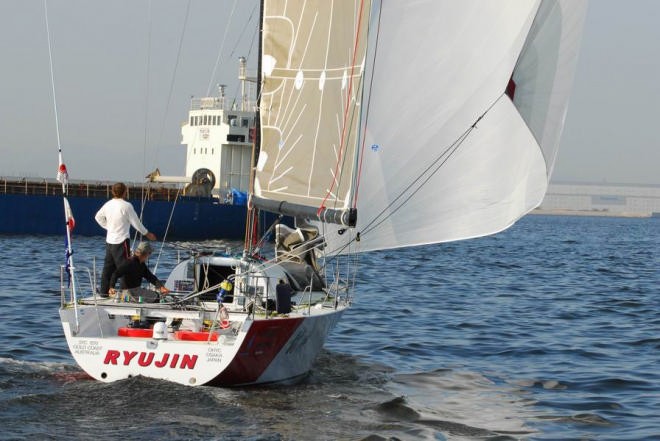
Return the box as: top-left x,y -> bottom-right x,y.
108,241 -> 170,302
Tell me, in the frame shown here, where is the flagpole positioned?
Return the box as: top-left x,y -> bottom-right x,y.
46,0 -> 79,332
63,197 -> 79,333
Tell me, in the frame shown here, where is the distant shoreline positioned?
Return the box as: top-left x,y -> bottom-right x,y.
531,209 -> 653,218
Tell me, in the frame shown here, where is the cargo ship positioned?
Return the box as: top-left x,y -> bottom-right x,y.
0,58 -> 273,240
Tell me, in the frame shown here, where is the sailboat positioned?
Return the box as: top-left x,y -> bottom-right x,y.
59,0 -> 587,386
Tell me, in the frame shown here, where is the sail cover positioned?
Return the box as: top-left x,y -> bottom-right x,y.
319,0 -> 587,253
254,0 -> 371,224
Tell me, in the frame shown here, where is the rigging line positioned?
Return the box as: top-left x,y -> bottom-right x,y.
44,0 -> 61,152
318,0 -> 367,216
137,1 -> 190,242
360,95 -> 503,237
206,0 -> 240,96
153,188 -> 181,274
361,131 -> 470,236
230,10 -> 261,109
320,95 -> 504,259
328,72 -> 365,211
323,1 -> 365,211
45,0 -> 78,322
362,98 -> 504,237
138,0 -> 153,232
246,15 -> 259,61
252,215 -> 280,253
353,0 -> 383,208
154,0 -> 192,163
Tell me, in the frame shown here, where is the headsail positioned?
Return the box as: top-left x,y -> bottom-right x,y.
253,0 -> 371,226
335,0 -> 587,253
510,0 -> 588,179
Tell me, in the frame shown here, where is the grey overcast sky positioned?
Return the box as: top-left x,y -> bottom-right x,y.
0,0 -> 658,185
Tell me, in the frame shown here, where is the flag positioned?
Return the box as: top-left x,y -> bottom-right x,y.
63,233 -> 73,285
63,197 -> 75,231
63,197 -> 75,285
56,151 -> 68,185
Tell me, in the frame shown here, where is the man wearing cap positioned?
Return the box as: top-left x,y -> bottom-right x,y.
95,182 -> 157,297
108,241 -> 170,303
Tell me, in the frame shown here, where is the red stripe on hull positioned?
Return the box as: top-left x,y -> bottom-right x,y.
207,317 -> 304,386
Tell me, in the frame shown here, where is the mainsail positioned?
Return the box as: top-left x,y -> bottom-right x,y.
255,0 -> 587,254
254,0 -> 371,225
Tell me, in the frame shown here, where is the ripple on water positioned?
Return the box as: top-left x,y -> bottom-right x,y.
1,216 -> 659,440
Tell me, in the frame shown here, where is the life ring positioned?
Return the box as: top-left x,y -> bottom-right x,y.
219,306 -> 230,329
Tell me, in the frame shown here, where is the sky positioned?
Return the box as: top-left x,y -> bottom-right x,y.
0,0 -> 658,185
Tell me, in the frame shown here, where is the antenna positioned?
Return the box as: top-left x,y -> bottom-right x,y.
239,56 -> 247,111
218,84 -> 226,109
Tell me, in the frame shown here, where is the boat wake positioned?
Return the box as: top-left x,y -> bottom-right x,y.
0,356 -> 84,382
356,369 -> 538,440
0,350 -> 623,440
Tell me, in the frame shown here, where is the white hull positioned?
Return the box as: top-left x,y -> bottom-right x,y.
60,301 -> 345,386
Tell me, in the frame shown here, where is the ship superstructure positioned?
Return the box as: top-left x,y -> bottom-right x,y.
0,58 -> 273,240
153,57 -> 257,200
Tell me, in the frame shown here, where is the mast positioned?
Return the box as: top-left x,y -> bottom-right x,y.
255,0 -> 263,161
244,0 -> 265,253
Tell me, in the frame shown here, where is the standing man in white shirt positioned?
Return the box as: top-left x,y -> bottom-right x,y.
95,182 -> 156,297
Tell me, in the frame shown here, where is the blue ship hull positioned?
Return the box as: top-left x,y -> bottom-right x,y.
0,193 -> 272,240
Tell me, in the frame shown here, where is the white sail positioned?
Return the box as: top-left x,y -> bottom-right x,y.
255,0 -> 371,223
255,0 -> 586,253
511,0 -> 589,178
324,0 -> 587,253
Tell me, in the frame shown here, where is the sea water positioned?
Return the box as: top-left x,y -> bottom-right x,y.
0,215 -> 658,440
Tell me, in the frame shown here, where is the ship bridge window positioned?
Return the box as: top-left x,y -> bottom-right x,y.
241,118 -> 249,128
227,134 -> 245,142
228,115 -> 237,126
190,116 -> 193,126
